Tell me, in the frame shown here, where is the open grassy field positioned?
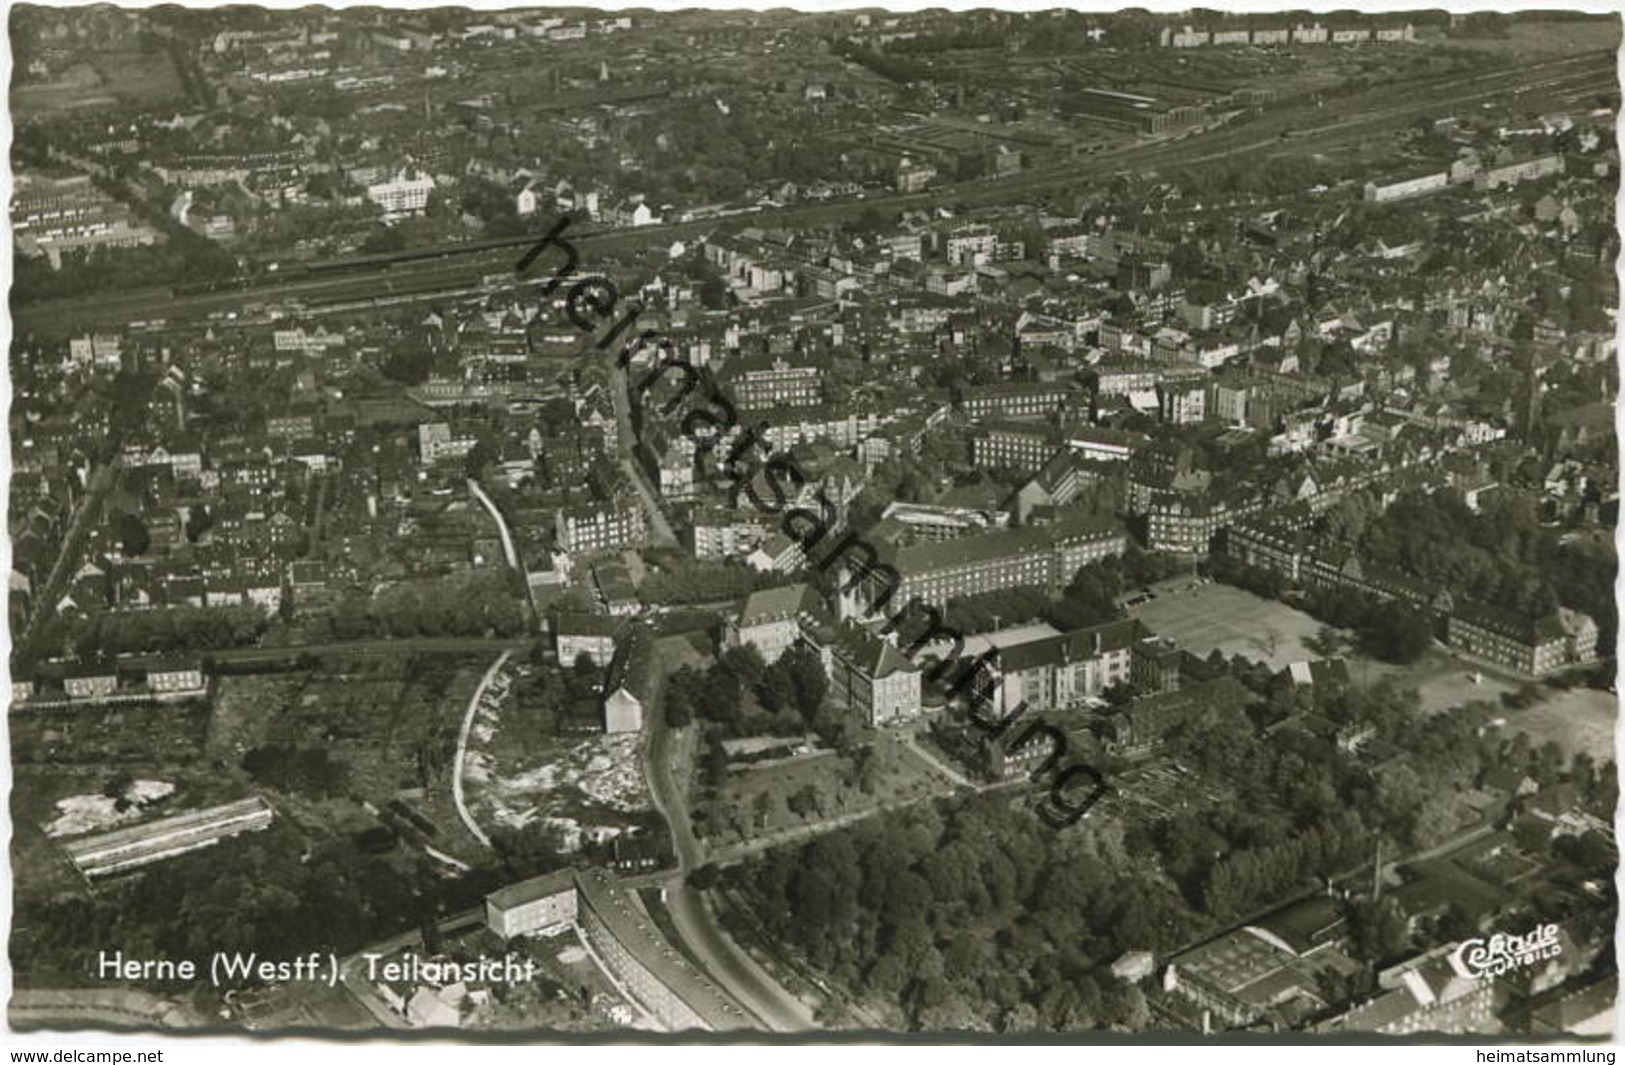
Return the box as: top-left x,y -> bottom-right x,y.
1128,582 -> 1327,670
1497,687 -> 1618,763
1131,583 -> 1617,762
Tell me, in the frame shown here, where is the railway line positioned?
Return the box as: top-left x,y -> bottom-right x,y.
14,48 -> 1615,336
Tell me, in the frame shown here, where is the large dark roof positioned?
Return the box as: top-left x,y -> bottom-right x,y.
995,618 -> 1145,674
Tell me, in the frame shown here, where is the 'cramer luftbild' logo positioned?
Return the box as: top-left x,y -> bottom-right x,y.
1449,923 -> 1563,980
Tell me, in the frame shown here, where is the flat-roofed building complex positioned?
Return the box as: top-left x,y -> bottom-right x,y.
60,797 -> 274,879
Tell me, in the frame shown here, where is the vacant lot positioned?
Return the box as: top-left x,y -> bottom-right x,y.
1129,582 -> 1326,670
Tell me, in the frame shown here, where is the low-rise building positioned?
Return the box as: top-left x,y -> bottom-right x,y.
554,614 -> 621,668
603,628 -> 657,733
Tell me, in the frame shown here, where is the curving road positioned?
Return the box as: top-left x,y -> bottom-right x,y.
642,640 -> 816,1033
451,650 -> 512,851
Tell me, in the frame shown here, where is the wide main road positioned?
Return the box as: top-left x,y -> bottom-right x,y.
642,638 -> 816,1033
16,49 -> 1613,336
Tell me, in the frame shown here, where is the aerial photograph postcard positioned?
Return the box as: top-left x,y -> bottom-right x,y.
5,1 -> 1620,1042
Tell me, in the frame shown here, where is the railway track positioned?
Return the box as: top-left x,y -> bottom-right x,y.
14,49 -> 1615,335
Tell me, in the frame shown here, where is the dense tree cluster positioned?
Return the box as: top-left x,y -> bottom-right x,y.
640,557 -> 789,606
241,745 -> 351,798
325,571 -> 526,639
508,652 -> 605,739
44,604 -> 269,659
13,230 -> 237,304
828,38 -> 931,85
721,668 -> 1614,1030
667,644 -> 829,736
1332,488 -> 1615,646
727,794 -> 1187,1031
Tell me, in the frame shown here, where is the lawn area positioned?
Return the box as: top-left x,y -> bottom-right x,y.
1369,650 -> 1617,762
1128,582 -> 1328,670
695,733 -> 947,848
1494,687 -> 1618,763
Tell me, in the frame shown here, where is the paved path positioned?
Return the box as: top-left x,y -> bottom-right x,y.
452,650 -> 512,850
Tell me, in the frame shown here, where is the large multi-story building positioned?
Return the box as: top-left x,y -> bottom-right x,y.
970,618 -> 1146,717
822,624 -> 922,727
485,869 -> 579,939
720,355 -> 822,410
959,381 -> 1085,422
724,584 -> 818,665
1363,170 -> 1449,204
972,423 -> 1064,472
14,171 -> 160,269
367,170 -> 436,218
1446,602 -> 1598,677
1145,491 -> 1261,555
1101,675 -> 1252,758
554,614 -> 622,668
555,496 -> 646,554
574,867 -> 750,1031
417,423 -> 477,465
866,515 -> 1127,612
690,507 -> 768,561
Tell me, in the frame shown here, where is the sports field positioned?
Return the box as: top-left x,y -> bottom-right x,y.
1128,582 -> 1326,671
